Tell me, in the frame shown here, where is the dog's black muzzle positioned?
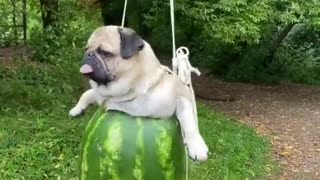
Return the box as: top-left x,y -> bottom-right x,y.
80,52 -> 115,85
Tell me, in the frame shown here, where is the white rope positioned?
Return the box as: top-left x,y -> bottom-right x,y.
170,0 -> 201,179
170,0 -> 176,62
169,0 -> 201,123
121,0 -> 128,27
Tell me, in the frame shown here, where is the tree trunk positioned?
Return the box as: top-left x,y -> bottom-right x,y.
99,0 -> 124,26
10,0 -> 18,45
127,0 -> 140,32
39,0 -> 59,29
268,23 -> 295,58
98,0 -> 143,34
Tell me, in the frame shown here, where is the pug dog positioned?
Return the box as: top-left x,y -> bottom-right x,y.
69,25 -> 209,161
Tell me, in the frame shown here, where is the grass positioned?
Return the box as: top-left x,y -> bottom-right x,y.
190,105 -> 278,179
0,59 -> 277,180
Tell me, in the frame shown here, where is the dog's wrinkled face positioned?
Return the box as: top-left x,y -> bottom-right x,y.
80,26 -> 145,85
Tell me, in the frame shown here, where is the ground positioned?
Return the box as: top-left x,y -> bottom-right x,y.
192,73 -> 320,179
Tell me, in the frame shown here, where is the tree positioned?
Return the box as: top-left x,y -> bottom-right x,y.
265,0 -> 320,60
98,0 -> 122,25
97,0 -> 145,34
39,0 -> 59,29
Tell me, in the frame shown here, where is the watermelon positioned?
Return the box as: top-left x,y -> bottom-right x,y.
80,108 -> 188,180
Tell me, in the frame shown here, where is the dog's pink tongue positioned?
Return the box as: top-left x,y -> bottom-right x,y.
80,64 -> 93,74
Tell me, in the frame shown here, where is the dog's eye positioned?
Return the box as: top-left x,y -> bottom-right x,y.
97,47 -> 113,57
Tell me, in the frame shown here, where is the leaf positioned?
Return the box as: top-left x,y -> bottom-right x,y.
278,145 -> 293,157
57,153 -> 64,160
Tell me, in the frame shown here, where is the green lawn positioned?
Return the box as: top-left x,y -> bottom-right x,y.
0,60 -> 277,179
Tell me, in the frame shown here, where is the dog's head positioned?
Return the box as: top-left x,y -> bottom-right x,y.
80,25 -> 145,85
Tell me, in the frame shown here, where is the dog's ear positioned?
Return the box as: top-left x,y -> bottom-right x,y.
118,28 -> 144,59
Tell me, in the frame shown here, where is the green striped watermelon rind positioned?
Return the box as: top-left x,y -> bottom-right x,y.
79,108 -> 188,180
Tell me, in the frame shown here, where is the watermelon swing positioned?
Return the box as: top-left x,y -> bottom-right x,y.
79,0 -> 202,179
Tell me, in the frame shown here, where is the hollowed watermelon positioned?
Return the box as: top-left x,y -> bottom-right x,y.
80,108 -> 188,180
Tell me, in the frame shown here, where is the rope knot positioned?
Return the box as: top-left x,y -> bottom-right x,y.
172,46 -> 201,85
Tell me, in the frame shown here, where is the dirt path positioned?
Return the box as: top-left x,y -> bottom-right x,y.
193,75 -> 320,180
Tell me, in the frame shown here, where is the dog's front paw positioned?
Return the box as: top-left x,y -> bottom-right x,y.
69,106 -> 84,117
185,134 -> 209,162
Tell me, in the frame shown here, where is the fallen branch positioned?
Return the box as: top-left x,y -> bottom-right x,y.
195,93 -> 236,102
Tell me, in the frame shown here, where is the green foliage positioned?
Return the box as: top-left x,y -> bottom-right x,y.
0,60 -> 89,179
2,0 -> 320,84
276,25 -> 320,85
28,0 -> 102,63
224,47 -> 283,84
0,0 -> 26,46
140,0 -> 320,84
144,0 -> 272,46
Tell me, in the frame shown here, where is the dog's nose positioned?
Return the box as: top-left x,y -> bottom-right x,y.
82,53 -> 96,66
87,52 -> 95,57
